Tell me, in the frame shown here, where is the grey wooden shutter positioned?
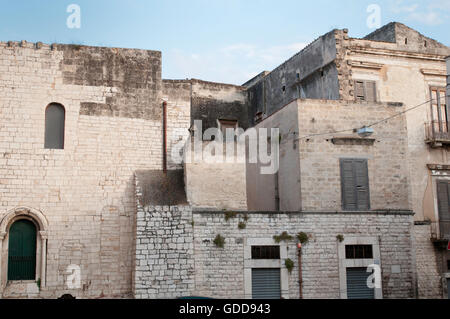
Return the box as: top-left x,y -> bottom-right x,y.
346,268 -> 375,299
340,159 -> 370,211
354,159 -> 370,210
251,268 -> 281,299
45,103 -> 65,149
365,81 -> 377,102
437,181 -> 450,221
355,81 -> 365,101
341,159 -> 358,210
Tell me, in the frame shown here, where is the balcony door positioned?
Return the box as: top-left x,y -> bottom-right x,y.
430,87 -> 448,136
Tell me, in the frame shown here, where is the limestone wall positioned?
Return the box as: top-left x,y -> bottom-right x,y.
0,41 -> 180,298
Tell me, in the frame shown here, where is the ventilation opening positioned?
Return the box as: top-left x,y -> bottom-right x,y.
405,38 -> 408,45
282,85 -> 286,92
424,40 -> 427,47
59,294 -> 76,299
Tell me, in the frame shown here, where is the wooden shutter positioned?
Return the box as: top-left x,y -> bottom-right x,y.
365,81 -> 377,102
340,159 -> 370,211
354,159 -> 370,210
437,181 -> 450,221
355,81 -> 365,101
341,159 -> 358,210
354,80 -> 377,102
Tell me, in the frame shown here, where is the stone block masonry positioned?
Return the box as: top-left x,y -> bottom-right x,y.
134,207 -> 416,299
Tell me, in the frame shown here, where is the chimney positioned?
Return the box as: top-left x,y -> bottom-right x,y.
446,56 -> 450,109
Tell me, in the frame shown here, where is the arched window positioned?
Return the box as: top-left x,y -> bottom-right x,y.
45,103 -> 65,149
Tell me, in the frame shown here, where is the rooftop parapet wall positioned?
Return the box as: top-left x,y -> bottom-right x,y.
191,79 -> 249,134
246,30 -> 341,126
358,23 -> 450,57
0,40 -> 163,120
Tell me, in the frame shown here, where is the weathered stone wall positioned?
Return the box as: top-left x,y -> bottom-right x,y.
191,79 -> 249,135
413,223 -> 442,298
184,140 -> 248,210
0,41 -> 171,298
162,80 -> 191,170
246,30 -> 340,125
133,204 -> 195,299
132,207 -> 415,299
364,22 -> 448,52
192,211 -> 414,299
296,99 -> 411,211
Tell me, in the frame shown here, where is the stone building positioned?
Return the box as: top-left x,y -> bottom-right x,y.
0,22 -> 449,299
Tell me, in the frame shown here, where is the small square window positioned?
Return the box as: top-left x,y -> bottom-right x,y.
345,245 -> 373,259
251,246 -> 280,260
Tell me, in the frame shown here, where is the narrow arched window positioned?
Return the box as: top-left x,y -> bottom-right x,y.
45,103 -> 65,149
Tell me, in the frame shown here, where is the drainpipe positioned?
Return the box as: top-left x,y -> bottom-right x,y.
162,101 -> 168,174
446,56 -> 449,111
297,243 -> 303,299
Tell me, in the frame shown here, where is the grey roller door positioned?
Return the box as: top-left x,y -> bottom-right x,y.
447,279 -> 450,299
252,268 -> 281,299
346,267 -> 375,299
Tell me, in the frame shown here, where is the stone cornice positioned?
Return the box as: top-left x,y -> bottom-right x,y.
349,46 -> 447,62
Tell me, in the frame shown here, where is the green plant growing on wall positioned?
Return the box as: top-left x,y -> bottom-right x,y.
36,278 -> 41,290
336,234 -> 344,242
238,222 -> 247,230
213,234 -> 225,248
242,213 -> 250,222
285,259 -> 294,273
224,212 -> 237,222
191,219 -> 195,227
297,232 -> 309,244
273,231 -> 293,243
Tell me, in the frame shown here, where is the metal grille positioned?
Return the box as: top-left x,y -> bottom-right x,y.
251,246 -> 280,260
251,269 -> 281,299
346,268 -> 375,299
345,245 -> 373,259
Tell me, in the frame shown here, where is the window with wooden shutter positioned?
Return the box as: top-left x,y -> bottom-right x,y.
430,87 -> 448,134
45,103 -> 65,149
340,159 -> 370,211
354,80 -> 377,102
436,181 -> 450,239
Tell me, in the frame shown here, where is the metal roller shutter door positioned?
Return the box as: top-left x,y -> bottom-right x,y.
447,279 -> 450,299
346,267 -> 375,299
252,268 -> 281,299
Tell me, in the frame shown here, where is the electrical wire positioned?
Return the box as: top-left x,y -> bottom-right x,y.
294,98 -> 435,141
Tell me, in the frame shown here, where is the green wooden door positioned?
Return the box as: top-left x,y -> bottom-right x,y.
8,220 -> 37,281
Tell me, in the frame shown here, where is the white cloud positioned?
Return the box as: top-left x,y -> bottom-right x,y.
390,0 -> 450,26
164,42 -> 308,85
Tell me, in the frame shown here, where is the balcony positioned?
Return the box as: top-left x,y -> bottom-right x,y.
425,121 -> 450,147
431,221 -> 450,247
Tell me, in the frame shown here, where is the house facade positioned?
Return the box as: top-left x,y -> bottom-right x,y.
0,23 -> 449,299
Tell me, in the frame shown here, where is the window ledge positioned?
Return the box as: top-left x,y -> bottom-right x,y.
331,136 -> 375,146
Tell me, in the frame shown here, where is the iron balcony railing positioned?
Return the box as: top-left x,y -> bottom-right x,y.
425,121 -> 450,145
431,220 -> 450,241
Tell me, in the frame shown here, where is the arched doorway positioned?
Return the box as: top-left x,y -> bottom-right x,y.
8,219 -> 37,281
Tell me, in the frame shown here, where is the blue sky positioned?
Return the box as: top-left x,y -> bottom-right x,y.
1,0 -> 449,84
